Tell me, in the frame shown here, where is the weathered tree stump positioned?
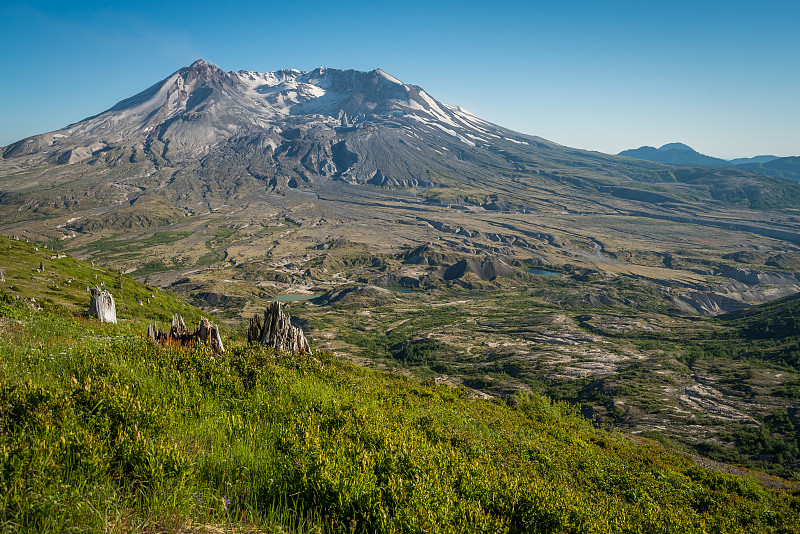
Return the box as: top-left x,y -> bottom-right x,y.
147,314 -> 225,354
248,301 -> 312,354
147,323 -> 161,343
170,314 -> 188,337
88,285 -> 117,323
197,316 -> 225,354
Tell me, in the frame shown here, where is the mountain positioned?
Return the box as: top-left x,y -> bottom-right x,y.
658,142 -> 695,152
619,143 -> 729,165
1,59 -> 565,190
728,155 -> 780,165
734,156 -> 800,183
2,60 -> 800,292
4,59 -> 800,232
619,143 -> 785,169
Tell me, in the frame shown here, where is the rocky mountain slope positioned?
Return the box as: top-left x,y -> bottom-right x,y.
2,59 -> 565,190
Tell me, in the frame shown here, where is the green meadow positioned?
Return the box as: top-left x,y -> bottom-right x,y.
0,236 -> 798,533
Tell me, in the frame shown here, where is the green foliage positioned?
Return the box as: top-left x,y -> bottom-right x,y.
389,338 -> 444,364
724,293 -> 800,344
0,292 -> 26,319
78,230 -> 194,257
0,234 -> 201,324
726,408 -> 800,479
131,259 -> 171,276
1,301 -> 799,532
2,237 -> 800,532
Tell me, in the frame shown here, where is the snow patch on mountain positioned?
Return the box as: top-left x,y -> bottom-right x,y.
1,60 -> 548,171
376,69 -> 403,85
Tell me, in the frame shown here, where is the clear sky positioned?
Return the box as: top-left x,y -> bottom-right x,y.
1,0 -> 798,158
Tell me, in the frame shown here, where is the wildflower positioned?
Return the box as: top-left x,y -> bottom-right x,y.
222,496 -> 230,511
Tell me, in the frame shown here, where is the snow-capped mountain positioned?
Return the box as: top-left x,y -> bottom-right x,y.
4,59 -> 800,215
1,60 -> 557,189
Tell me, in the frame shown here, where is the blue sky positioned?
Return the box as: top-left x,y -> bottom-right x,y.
1,0 -> 798,158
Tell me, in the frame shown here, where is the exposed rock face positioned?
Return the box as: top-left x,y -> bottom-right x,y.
443,258 -> 515,281
311,284 -> 393,306
672,292 -> 751,315
719,268 -> 800,286
88,285 -> 117,323
147,314 -> 225,354
248,302 -> 312,355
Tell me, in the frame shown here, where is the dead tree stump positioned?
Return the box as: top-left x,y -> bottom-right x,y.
147,314 -> 225,354
170,314 -> 188,337
197,316 -> 225,354
88,286 -> 116,323
248,301 -> 311,355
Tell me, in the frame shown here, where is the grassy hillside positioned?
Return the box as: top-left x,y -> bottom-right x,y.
0,234 -> 201,324
1,237 -> 799,532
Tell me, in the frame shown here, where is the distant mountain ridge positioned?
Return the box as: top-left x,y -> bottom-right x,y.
735,156 -> 800,183
619,143 -> 798,182
619,142 -> 780,166
619,144 -> 727,165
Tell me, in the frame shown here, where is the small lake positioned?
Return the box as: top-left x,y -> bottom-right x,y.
272,294 -> 320,302
525,269 -> 561,276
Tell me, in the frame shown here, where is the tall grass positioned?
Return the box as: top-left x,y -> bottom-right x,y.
1,293 -> 799,532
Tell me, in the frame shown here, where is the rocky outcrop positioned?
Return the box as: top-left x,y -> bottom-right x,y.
400,243 -> 455,266
443,258 -> 515,281
672,292 -> 751,315
248,302 -> 312,355
147,314 -> 225,354
88,286 -> 117,323
311,284 -> 394,306
719,268 -> 800,286
373,273 -> 421,288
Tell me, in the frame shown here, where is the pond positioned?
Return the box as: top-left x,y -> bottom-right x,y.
272,294 -> 320,302
525,269 -> 561,276
385,285 -> 421,294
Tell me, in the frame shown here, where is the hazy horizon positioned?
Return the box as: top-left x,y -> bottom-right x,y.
1,0 -> 798,159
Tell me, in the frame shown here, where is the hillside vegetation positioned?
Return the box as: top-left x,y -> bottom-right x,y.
1,237 -> 799,533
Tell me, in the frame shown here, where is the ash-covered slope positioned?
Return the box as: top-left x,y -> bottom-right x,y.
1,60 -> 564,189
